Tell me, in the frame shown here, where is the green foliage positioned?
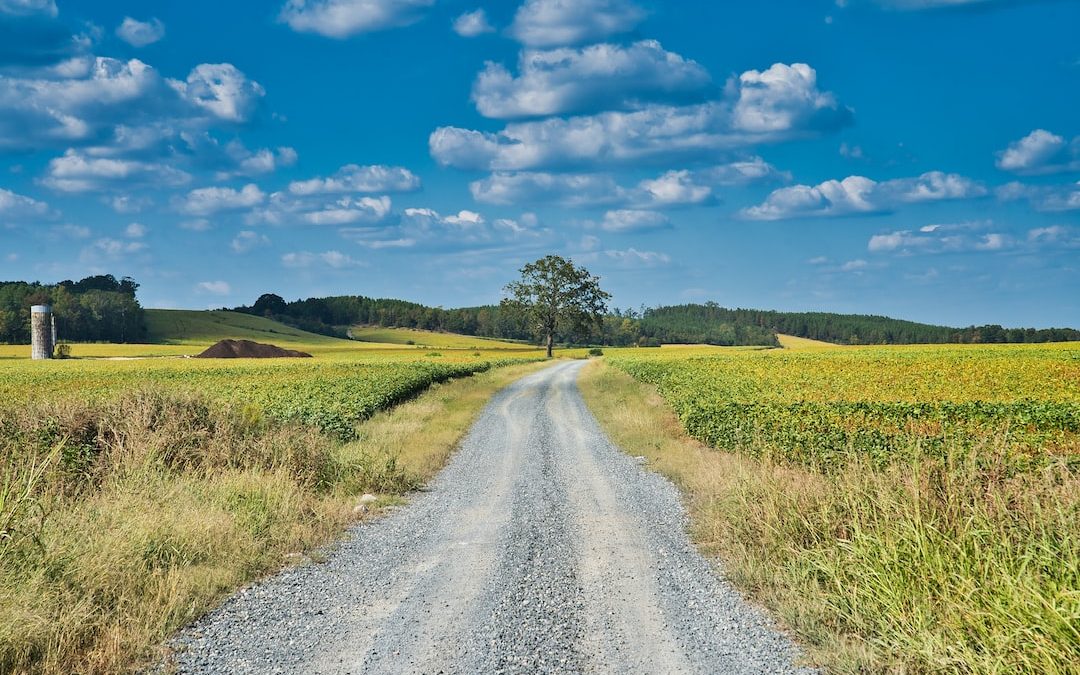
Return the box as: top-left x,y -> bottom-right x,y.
588,347 -> 604,357
501,255 -> 610,357
608,344 -> 1080,471
0,275 -> 146,344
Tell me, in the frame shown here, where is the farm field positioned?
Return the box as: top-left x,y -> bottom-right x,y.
591,341 -> 1080,672
348,325 -> 534,350
0,309 -> 566,673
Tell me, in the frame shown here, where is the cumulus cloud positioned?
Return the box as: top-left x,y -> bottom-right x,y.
281,250 -> 363,268
195,280 -> 231,295
432,63 -> 851,170
996,129 -> 1080,175
41,149 -> 191,192
453,9 -> 494,37
997,180 -> 1080,212
116,17 -> 165,47
470,158 -> 783,208
168,63 -> 265,123
867,221 -> 1013,254
0,57 -> 265,151
124,222 -> 146,238
302,195 -> 392,225
279,0 -> 435,38
599,209 -> 670,233
0,187 -> 51,218
509,0 -> 645,48
473,41 -> 710,119
288,164 -> 420,195
231,230 -> 270,253
742,171 -> 986,220
0,0 -> 56,17
178,183 -> 265,216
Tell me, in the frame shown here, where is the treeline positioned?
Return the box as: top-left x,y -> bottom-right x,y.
238,294 -> 1079,347
0,275 -> 146,344
661,304 -> 1080,345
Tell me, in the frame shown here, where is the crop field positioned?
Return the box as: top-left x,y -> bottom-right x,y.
596,341 -> 1080,672
348,325 -> 533,350
607,342 -> 1080,470
0,320 -> 558,674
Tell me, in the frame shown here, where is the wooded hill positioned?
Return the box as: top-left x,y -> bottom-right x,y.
234,294 -> 1080,347
0,275 -> 145,344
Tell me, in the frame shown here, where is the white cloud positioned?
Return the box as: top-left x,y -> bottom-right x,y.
108,195 -> 150,213
196,280 -> 231,295
443,209 -> 485,227
473,41 -> 710,119
0,0 -> 56,16
80,237 -> 146,263
867,221 -> 1020,255
732,63 -> 842,133
840,259 -> 868,272
281,250 -> 363,268
0,188 -> 50,218
742,171 -> 986,220
432,63 -> 850,170
302,195 -> 392,225
998,180 -> 1080,212
279,0 -> 435,38
168,63 -> 265,123
453,9 -> 494,37
599,209 -> 670,233
124,222 -> 146,238
362,237 -> 415,249
178,183 -> 265,216
510,0 -> 644,47
602,247 -> 670,267
470,158 -> 784,208
0,57 -> 265,152
41,149 -> 191,192
116,17 -> 165,47
995,129 -> 1079,175
288,164 -> 420,195
231,230 -> 270,253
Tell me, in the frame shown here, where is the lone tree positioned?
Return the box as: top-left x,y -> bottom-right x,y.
502,255 -> 610,358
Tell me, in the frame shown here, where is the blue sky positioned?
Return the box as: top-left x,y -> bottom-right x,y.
0,0 -> 1077,327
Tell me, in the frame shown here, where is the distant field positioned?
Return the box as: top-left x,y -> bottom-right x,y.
145,309 -> 348,347
776,333 -> 836,349
349,325 -> 534,350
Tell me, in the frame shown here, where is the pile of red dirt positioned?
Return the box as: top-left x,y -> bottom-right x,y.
194,339 -> 312,359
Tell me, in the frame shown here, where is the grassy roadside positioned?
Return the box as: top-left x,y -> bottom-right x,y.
577,360 -> 1080,674
0,360 -> 551,675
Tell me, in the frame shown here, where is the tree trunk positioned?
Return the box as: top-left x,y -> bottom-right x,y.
546,331 -> 554,358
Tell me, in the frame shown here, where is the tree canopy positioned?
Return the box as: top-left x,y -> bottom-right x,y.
501,255 -> 610,357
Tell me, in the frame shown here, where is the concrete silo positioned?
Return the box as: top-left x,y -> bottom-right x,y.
31,305 -> 54,360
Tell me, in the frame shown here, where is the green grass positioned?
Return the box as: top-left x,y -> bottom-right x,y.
145,309 -> 347,347
348,325 -> 534,350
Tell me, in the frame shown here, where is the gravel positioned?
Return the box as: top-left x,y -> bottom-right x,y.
167,360 -> 815,674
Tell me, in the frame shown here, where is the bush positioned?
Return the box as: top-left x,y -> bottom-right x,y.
588,347 -> 604,357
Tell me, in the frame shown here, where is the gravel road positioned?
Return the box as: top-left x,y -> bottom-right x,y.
169,360 -> 813,674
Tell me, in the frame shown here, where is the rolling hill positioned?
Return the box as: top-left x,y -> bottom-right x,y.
145,310 -> 350,346
348,326 -> 534,350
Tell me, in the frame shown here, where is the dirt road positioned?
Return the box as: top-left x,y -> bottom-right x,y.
171,360 -> 811,674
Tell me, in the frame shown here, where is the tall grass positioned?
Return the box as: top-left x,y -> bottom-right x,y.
0,362 -> 547,674
578,362 -> 1080,674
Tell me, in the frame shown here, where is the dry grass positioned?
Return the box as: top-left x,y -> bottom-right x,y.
577,361 -> 1080,674
0,361 -> 548,674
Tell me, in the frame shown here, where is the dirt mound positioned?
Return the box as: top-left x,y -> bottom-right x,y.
194,339 -> 312,359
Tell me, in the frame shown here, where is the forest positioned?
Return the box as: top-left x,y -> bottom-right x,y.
234,294 -> 1078,347
0,275 -> 146,344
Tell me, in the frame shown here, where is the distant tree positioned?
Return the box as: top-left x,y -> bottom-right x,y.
252,293 -> 287,317
501,255 -> 610,357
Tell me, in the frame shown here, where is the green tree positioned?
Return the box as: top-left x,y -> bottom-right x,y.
501,255 -> 610,358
